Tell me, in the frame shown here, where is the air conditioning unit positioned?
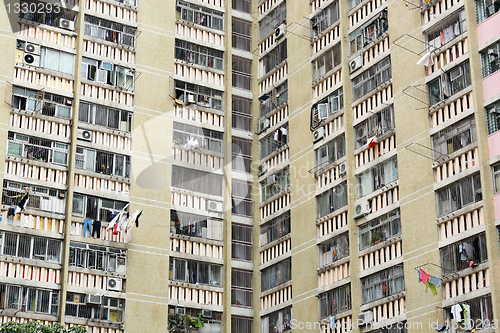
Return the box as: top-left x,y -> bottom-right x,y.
202,310 -> 212,318
339,162 -> 346,176
258,118 -> 270,134
23,53 -> 40,67
259,164 -> 268,176
354,200 -> 371,219
24,42 -> 40,55
175,306 -> 185,315
59,19 -> 75,31
77,129 -> 93,141
350,55 -> 363,73
275,23 -> 286,39
207,200 -> 223,213
267,174 -> 276,184
313,127 -> 325,143
107,277 -> 123,291
87,294 -> 102,305
358,311 -> 373,325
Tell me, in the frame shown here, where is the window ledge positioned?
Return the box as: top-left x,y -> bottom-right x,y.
436,200 -> 483,224
428,85 -> 473,115
259,233 -> 291,251
175,18 -> 225,37
311,20 -> 340,45
359,291 -> 405,312
260,187 -> 290,208
318,255 -> 350,274
260,279 -> 292,298
168,279 -> 223,292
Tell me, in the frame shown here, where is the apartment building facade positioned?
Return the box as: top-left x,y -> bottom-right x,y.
0,0 -> 498,332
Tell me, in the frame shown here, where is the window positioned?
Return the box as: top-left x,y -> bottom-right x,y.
359,210 -> 401,250
361,265 -> 404,303
350,10 -> 388,54
232,0 -> 251,13
174,80 -> 223,111
312,43 -> 341,81
315,134 -> 345,168
232,225 -> 252,261
232,96 -> 252,131
169,307 -> 222,332
311,87 -> 343,129
11,86 -> 72,118
261,306 -> 292,333
18,0 -> 76,29
259,2 -> 286,40
231,270 -> 253,307
0,284 -> 58,315
440,232 -> 488,275
72,193 -> 127,222
259,81 -> 288,118
171,166 -> 224,196
176,0 -> 224,31
232,19 -> 252,51
260,124 -> 289,159
318,232 -> 349,267
169,258 -> 222,286
173,122 -> 224,153
425,10 -> 466,51
432,116 -> 476,159
69,242 -> 126,274
232,139 -> 252,173
436,173 -> 482,217
79,102 -> 132,132
7,132 -> 69,165
0,232 -> 61,263
428,61 -> 471,106
259,41 -> 287,77
480,40 -> 500,78
352,56 -> 391,101
39,47 -> 75,75
259,212 -> 290,246
233,56 -> 252,90
311,1 -> 339,39
2,181 -> 66,214
260,167 -> 290,202
486,100 -> 500,134
175,40 -> 224,70
75,147 -> 130,178
356,156 -> 398,198
66,293 -> 124,323
261,258 -> 291,291
445,296 -> 494,329
232,317 -> 252,333
319,284 -> 351,318
317,182 -> 348,218
354,105 -> 395,149
476,0 -> 500,23
84,15 -> 136,47
170,210 -> 223,241
232,181 -> 252,217
81,58 -> 135,91
349,0 -> 364,10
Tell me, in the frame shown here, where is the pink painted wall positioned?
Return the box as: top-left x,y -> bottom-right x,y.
494,193 -> 500,219
483,71 -> 500,101
477,11 -> 500,46
488,131 -> 500,159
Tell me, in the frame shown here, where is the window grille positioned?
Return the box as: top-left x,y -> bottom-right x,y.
174,80 -> 224,110
319,284 -> 351,317
361,264 -> 404,303
232,225 -> 252,261
7,132 -> 69,165
311,1 -> 339,39
84,15 -> 137,47
259,42 -> 287,77
359,209 -> 401,250
2,180 -> 66,214
440,232 -> 488,275
171,166 -> 223,196
75,147 -> 130,178
259,2 -> 286,40
318,232 -> 349,267
354,105 -> 394,149
176,0 -> 224,31
0,283 -> 58,315
170,210 -> 223,241
69,242 -> 126,273
261,258 -> 291,291
232,19 -> 252,51
428,61 -> 471,106
79,101 -> 132,132
175,40 -> 224,70
311,87 -> 343,129
317,181 -> 348,218
480,40 -> 500,78
356,156 -> 398,198
232,0 -> 251,13
173,122 -> 224,153
312,43 -> 341,81
350,9 -> 388,54
231,317 -> 252,333
261,306 -> 292,333
169,258 -> 223,286
260,212 -> 290,246
260,81 -> 288,118
233,56 -> 252,90
315,134 -> 346,168
436,173 -> 482,217
72,193 -> 127,222
66,293 -> 125,323
260,123 -> 289,159
260,167 -> 290,202
352,56 -> 392,101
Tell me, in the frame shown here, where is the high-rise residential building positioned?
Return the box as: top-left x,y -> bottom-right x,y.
0,0 -> 498,332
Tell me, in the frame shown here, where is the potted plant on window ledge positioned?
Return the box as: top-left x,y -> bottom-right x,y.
168,313 -> 205,333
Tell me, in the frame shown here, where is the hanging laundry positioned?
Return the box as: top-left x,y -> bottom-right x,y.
419,268 -> 431,284
107,203 -> 130,232
7,191 -> 30,217
368,135 -> 377,149
425,278 -> 437,295
441,72 -> 451,98
462,304 -> 471,330
417,52 -> 435,67
451,304 -> 463,323
432,324 -> 449,332
429,275 -> 441,288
